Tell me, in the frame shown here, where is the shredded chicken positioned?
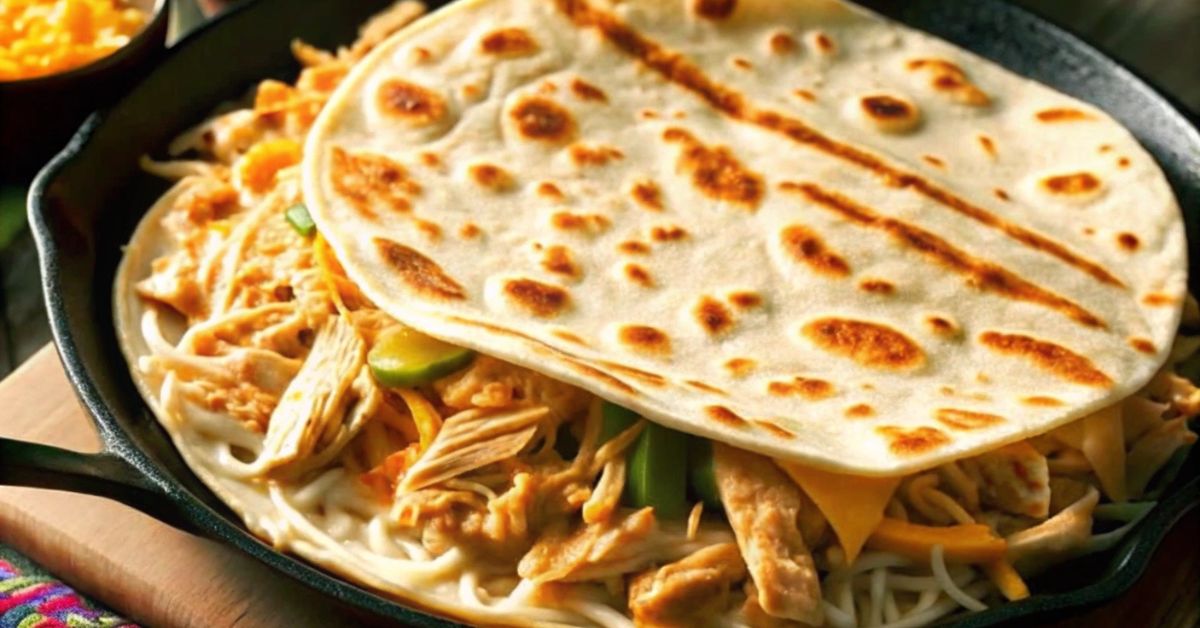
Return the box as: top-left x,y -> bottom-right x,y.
397,405 -> 548,493
960,441 -> 1050,519
347,0 -> 427,59
434,355 -> 590,422
628,543 -> 747,627
1006,487 -> 1100,575
256,316 -> 379,472
1126,416 -> 1197,497
712,445 -> 823,625
582,458 -> 626,524
518,507 -> 659,583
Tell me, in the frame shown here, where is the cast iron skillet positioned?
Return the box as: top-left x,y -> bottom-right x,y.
9,0 -> 1200,625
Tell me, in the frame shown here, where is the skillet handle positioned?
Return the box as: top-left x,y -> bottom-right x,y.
0,437 -> 199,533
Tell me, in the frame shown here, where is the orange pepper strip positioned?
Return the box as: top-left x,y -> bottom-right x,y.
982,558 -> 1030,601
392,388 -> 442,452
865,518 -> 1007,564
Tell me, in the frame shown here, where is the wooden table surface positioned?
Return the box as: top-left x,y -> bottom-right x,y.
0,1 -> 1197,627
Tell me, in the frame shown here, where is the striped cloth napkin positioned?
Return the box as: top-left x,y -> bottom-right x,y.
0,553 -> 136,628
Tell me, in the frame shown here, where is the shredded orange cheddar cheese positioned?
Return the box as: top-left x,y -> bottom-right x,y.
236,138 -> 302,194
0,0 -> 148,81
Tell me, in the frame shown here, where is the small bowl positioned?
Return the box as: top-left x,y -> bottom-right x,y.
0,0 -> 170,183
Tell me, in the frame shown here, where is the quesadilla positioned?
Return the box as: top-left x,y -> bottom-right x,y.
116,1 -> 1199,626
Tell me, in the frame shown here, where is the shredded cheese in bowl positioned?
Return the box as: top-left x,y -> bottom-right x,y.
0,0 -> 148,81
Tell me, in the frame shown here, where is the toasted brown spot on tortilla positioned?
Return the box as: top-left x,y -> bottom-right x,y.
1022,396 -> 1064,407
812,31 -> 835,54
551,0 -> 1122,287
1117,157 -> 1131,169
374,238 -> 465,300
639,109 -> 659,120
551,211 -> 611,234
458,222 -> 482,239
860,94 -> 921,133
794,89 -> 817,102
692,0 -> 736,20
1116,232 -> 1139,252
924,315 -> 960,337
511,97 -> 575,142
419,152 -> 441,168
650,225 -> 688,242
537,182 -> 565,200
769,32 -> 797,54
570,143 -> 624,167
480,27 -> 538,56
542,245 -> 581,279
977,135 -> 997,157
618,240 -> 650,255
706,405 -> 747,427
1098,144 -> 1114,153
785,182 -> 1107,328
631,180 -> 664,210
845,403 -> 875,419
994,188 -> 1010,202
724,357 -> 757,377
377,79 -> 446,125
1040,172 -> 1102,196
731,56 -> 753,71
980,331 -> 1113,387
922,155 -> 945,168
780,224 -> 850,277
461,83 -> 483,100
939,386 -> 956,396
878,426 -> 950,455
504,279 -> 571,317
553,329 -> 589,346
859,279 -> 896,295
907,58 -> 989,106
1036,108 -> 1093,123
695,296 -> 734,336
754,420 -> 795,439
1129,337 -> 1155,354
935,408 -> 1004,431
728,291 -> 763,310
686,380 -> 728,396
623,263 -> 654,287
410,47 -> 433,64
570,77 -> 607,102
1143,292 -> 1176,307
597,360 -> 667,387
415,219 -> 442,241
330,147 -> 419,219
469,163 -> 515,191
768,377 -> 835,400
663,127 -> 764,209
538,80 -> 557,94
803,317 -> 925,370
619,325 -> 671,355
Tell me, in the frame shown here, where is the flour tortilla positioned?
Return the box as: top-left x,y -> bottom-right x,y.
303,0 -> 1188,474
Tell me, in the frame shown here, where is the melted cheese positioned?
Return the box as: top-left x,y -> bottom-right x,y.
1081,404 -> 1127,501
776,461 -> 900,563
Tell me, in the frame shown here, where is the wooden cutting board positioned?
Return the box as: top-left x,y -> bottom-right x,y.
0,345 -> 1196,628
